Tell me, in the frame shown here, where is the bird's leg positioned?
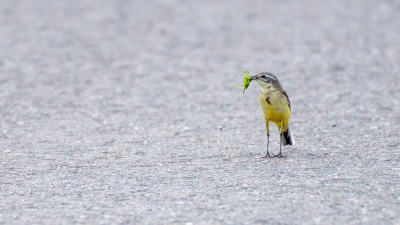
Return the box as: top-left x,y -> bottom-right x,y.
262,134 -> 272,158
274,123 -> 284,158
262,120 -> 272,158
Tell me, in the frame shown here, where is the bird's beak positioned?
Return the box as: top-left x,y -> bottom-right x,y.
251,76 -> 257,80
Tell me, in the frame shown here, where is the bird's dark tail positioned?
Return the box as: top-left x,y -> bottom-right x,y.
281,127 -> 295,146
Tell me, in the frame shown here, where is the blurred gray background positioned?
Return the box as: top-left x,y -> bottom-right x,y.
1,0 -> 399,224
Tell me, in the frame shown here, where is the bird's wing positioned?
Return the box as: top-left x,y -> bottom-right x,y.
281,89 -> 291,111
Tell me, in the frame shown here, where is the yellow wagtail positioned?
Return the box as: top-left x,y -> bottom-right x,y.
251,72 -> 295,158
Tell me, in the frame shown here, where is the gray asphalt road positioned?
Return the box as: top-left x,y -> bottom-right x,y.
1,0 -> 400,224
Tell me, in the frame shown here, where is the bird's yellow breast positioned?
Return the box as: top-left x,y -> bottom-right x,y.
259,90 -> 291,129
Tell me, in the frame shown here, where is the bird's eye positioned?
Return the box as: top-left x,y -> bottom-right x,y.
261,75 -> 266,78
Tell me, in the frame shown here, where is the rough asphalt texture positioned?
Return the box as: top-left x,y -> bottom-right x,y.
1,0 -> 400,224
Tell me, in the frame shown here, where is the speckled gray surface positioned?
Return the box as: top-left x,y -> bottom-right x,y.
1,0 -> 400,224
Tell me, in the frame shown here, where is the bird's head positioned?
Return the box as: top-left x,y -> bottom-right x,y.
251,72 -> 282,90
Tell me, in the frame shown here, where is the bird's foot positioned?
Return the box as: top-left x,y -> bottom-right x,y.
262,153 -> 273,158
273,153 -> 285,158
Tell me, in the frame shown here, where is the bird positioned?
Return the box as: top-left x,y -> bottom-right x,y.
251,72 -> 295,158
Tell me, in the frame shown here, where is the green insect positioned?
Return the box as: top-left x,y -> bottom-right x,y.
230,71 -> 253,94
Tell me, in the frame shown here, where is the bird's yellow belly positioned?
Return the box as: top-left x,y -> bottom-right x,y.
265,105 -> 286,122
259,92 -> 290,125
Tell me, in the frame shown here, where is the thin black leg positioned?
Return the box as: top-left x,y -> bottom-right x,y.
274,133 -> 283,158
262,134 -> 272,158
